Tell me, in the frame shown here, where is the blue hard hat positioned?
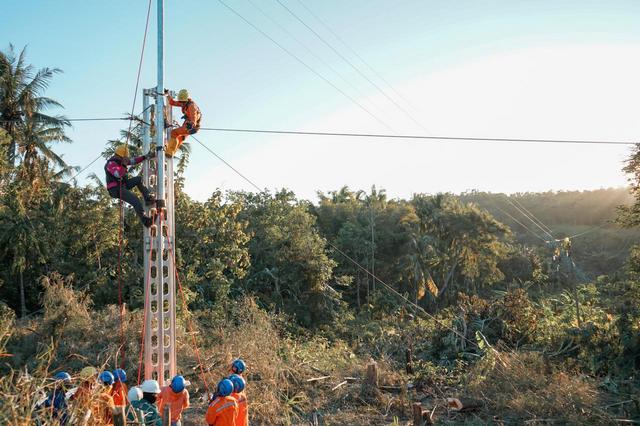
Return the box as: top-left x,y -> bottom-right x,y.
54,372 -> 71,383
217,378 -> 234,397
228,374 -> 245,393
171,375 -> 186,393
99,371 -> 115,385
113,368 -> 127,383
231,359 -> 246,374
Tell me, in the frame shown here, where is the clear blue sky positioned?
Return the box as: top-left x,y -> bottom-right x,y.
3,0 -> 640,200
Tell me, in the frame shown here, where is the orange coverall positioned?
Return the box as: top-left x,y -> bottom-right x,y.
158,385 -> 190,423
232,391 -> 248,426
167,96 -> 201,156
111,381 -> 128,407
205,395 -> 238,426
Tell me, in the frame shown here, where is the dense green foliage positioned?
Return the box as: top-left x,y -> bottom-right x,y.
0,45 -> 638,424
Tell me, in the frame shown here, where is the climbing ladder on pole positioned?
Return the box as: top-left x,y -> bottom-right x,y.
142,88 -> 177,385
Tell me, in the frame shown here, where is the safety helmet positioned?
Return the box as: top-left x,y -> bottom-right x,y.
170,375 -> 186,393
113,368 -> 127,383
99,371 -> 115,386
79,366 -> 97,380
54,372 -> 72,383
140,379 -> 161,394
177,89 -> 189,102
114,144 -> 130,158
128,386 -> 143,402
231,359 -> 246,374
228,374 -> 245,393
217,378 -> 234,397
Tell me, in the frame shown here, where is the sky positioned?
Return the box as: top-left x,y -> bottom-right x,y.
2,0 -> 640,201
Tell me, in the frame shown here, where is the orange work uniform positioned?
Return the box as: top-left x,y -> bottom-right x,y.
232,391 -> 248,426
166,96 -> 201,156
92,388 -> 115,425
205,395 -> 238,426
158,385 -> 190,423
111,381 -> 128,407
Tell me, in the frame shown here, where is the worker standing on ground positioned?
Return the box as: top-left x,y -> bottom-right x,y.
158,375 -> 190,426
39,371 -> 72,425
132,379 -> 163,426
125,387 -> 144,423
93,371 -> 116,425
165,89 -> 201,157
205,379 -> 238,426
111,368 -> 128,408
104,144 -> 156,227
229,374 -> 248,426
71,366 -> 97,407
230,359 -> 246,377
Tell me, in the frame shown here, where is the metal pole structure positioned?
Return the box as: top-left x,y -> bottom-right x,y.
142,0 -> 177,386
142,90 -> 153,381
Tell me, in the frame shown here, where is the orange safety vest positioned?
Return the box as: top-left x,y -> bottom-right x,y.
205,395 -> 238,426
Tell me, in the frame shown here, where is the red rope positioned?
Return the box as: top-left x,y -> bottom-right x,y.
137,233 -> 153,385
117,189 -> 126,369
167,235 -> 210,394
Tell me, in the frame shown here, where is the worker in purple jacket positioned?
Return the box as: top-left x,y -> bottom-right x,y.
104,144 -> 155,227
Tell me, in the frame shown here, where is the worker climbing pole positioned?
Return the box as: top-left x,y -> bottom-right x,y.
140,0 -> 177,387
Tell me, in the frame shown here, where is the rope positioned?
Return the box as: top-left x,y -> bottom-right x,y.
166,226 -> 210,393
117,186 -> 126,369
115,0 -> 153,371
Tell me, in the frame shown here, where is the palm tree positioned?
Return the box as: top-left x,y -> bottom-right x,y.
0,44 -> 69,166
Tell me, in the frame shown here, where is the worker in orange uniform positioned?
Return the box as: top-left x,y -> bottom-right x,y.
71,366 -> 97,407
228,374 -> 248,426
165,89 -> 201,157
205,378 -> 238,426
93,371 -> 116,425
158,375 -> 190,426
111,368 -> 128,408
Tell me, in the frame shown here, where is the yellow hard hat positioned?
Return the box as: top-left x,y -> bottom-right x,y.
79,366 -> 97,380
115,145 -> 129,158
177,89 -> 189,102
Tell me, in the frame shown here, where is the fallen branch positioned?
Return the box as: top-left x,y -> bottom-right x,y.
332,380 -> 348,391
306,376 -> 331,382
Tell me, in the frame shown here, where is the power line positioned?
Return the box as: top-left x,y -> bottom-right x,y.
199,127 -> 636,145
245,0 -> 383,117
191,135 -> 263,192
493,204 -> 548,243
512,197 -> 555,236
191,132 -> 513,365
64,153 -> 103,184
275,0 -> 428,132
215,0 -> 395,132
504,197 -> 555,240
294,0 -> 418,116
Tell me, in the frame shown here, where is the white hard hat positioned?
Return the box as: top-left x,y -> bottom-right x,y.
128,386 -> 143,402
140,379 -> 161,394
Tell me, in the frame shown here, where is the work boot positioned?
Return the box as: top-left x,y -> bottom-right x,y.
142,215 -> 153,228
144,194 -> 156,206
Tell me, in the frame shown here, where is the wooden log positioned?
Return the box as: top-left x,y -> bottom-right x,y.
112,406 -> 126,426
365,360 -> 378,388
343,376 -> 359,383
406,347 -> 414,374
413,402 -> 424,426
447,397 -> 483,412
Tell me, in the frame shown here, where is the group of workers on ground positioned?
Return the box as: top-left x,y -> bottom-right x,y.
104,89 -> 201,227
38,358 -> 248,426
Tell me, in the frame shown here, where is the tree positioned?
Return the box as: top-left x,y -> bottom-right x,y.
234,189 -> 337,327
0,45 -> 69,166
